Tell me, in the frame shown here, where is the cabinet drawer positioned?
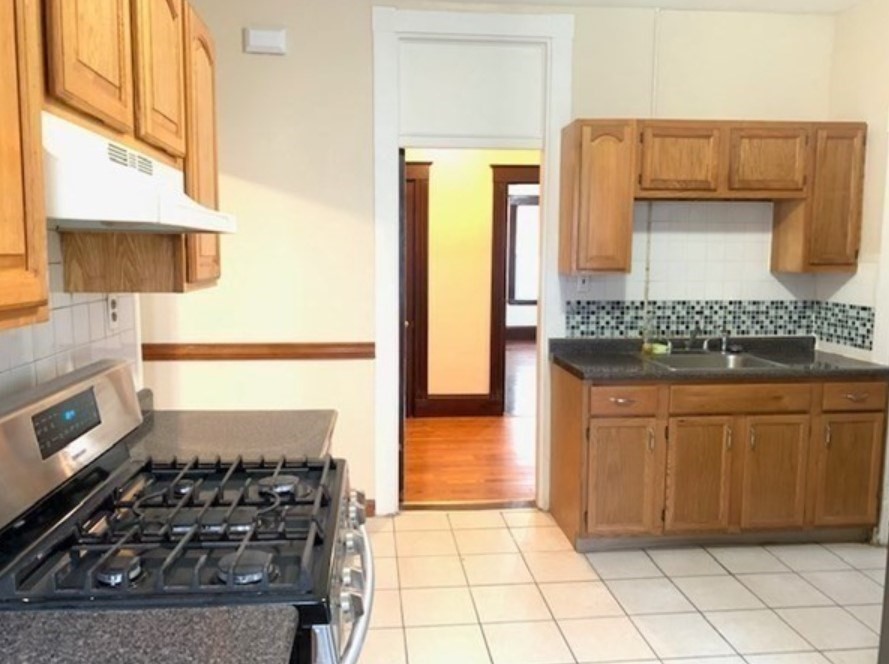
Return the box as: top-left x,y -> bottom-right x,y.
822,382 -> 887,412
670,384 -> 812,415
590,386 -> 658,416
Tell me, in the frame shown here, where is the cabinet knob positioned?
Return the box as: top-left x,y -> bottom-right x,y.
749,426 -> 756,450
726,426 -> 733,450
609,397 -> 636,406
825,424 -> 832,448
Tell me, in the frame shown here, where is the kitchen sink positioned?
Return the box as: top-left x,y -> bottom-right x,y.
645,352 -> 786,371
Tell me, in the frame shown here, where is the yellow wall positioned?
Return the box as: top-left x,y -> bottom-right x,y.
406,149 -> 540,395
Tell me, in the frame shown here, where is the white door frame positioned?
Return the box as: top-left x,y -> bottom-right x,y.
372,7 -> 574,515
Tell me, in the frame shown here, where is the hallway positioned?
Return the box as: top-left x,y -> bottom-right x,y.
403,341 -> 537,505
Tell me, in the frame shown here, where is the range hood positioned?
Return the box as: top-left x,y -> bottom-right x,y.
42,112 -> 236,234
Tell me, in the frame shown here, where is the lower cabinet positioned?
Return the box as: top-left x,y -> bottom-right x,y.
587,418 -> 664,535
812,413 -> 884,527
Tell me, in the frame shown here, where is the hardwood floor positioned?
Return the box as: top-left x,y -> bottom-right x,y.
403,341 -> 537,505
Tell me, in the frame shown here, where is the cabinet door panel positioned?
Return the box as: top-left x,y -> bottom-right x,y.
575,122 -> 635,272
665,417 -> 733,533
183,5 -> 220,284
132,0 -> 187,157
740,416 -> 809,530
639,124 -> 721,191
0,0 -> 47,326
728,127 -> 809,192
44,0 -> 135,132
813,413 -> 883,527
808,127 -> 865,266
587,418 -> 664,535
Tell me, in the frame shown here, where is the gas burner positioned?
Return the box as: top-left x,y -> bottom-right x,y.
95,550 -> 143,587
216,550 -> 278,586
171,479 -> 196,497
257,474 -> 313,499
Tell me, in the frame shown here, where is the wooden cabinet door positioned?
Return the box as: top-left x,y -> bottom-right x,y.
574,122 -> 635,272
728,127 -> 810,193
808,126 -> 865,266
44,0 -> 134,133
665,417 -> 733,533
587,418 -> 665,535
183,5 -> 220,285
639,124 -> 722,192
740,415 -> 809,530
812,413 -> 883,527
0,0 -> 47,329
132,0 -> 187,157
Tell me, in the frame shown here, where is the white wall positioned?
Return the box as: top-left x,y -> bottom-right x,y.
0,231 -> 141,399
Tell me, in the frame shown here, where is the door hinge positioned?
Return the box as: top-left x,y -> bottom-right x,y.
585,426 -> 590,442
639,132 -> 644,144
637,173 -> 643,186
664,425 -> 669,442
583,509 -> 589,525
661,508 -> 666,522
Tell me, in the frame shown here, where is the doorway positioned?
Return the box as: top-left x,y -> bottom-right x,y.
401,149 -> 540,506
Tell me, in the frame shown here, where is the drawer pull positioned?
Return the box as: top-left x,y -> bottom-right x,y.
750,426 -> 756,450
843,392 -> 870,403
726,426 -> 733,450
647,428 -> 655,451
825,423 -> 832,448
609,397 -> 636,406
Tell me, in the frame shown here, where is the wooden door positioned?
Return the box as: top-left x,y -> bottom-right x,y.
132,0 -> 187,157
808,126 -> 865,266
587,418 -> 665,535
728,127 -> 810,193
812,413 -> 883,527
183,5 -> 220,285
638,123 -> 722,192
575,122 -> 635,271
665,417 -> 733,533
0,0 -> 47,329
740,415 -> 809,529
44,0 -> 135,132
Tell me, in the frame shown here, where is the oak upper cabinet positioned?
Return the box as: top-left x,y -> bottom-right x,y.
44,0 -> 135,133
132,0 -> 187,157
559,121 -> 635,274
772,124 -> 866,273
728,126 -> 811,194
183,4 -> 220,285
812,413 -> 884,527
739,415 -> 809,530
587,418 -> 665,536
665,417 -> 733,533
1,0 -> 48,331
637,122 -> 722,194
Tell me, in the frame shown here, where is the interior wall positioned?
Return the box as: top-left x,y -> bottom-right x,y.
405,148 -> 540,395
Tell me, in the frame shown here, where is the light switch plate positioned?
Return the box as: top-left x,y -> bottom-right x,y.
243,27 -> 287,55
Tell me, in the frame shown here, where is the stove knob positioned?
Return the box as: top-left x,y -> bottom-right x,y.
341,566 -> 365,592
348,501 -> 367,527
342,529 -> 365,556
350,490 -> 366,506
339,591 -> 365,621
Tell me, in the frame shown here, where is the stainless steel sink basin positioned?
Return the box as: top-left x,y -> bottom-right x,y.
645,352 -> 786,371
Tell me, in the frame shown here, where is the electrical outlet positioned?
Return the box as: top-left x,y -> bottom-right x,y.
577,276 -> 592,293
107,295 -> 120,332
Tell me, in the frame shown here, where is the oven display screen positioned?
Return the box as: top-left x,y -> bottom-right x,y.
31,388 -> 102,460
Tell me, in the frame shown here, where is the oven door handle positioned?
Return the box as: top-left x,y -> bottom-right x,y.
340,524 -> 374,664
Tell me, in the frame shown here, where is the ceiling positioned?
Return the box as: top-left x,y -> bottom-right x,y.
469,0 -> 861,13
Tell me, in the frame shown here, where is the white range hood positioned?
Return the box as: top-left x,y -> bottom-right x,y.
42,112 -> 236,234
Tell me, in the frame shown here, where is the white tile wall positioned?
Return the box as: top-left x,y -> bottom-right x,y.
0,231 -> 141,401
566,201 -> 818,302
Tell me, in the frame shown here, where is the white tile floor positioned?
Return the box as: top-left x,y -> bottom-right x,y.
358,509 -> 886,664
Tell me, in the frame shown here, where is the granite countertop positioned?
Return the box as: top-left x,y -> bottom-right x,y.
129,408 -> 338,460
0,605 -> 300,664
551,336 -> 889,382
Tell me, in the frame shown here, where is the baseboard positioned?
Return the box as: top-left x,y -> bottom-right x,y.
505,326 -> 537,342
401,499 -> 537,511
412,395 -> 503,417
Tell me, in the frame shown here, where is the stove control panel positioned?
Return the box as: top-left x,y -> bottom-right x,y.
32,388 -> 102,460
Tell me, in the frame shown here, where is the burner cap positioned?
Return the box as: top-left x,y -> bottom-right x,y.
95,550 -> 142,587
257,475 -> 312,498
217,550 -> 277,586
172,479 -> 196,497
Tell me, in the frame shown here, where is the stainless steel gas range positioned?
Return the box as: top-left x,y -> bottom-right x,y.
0,360 -> 373,664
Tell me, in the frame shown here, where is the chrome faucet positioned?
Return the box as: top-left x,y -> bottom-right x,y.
687,325 -> 703,350
702,329 -> 731,352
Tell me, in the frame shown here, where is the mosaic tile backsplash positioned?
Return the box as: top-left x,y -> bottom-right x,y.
565,300 -> 875,351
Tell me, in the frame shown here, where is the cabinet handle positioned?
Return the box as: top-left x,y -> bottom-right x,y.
609,397 -> 636,406
825,423 -> 832,448
843,392 -> 869,403
726,426 -> 733,450
647,428 -> 655,451
750,426 -> 756,450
